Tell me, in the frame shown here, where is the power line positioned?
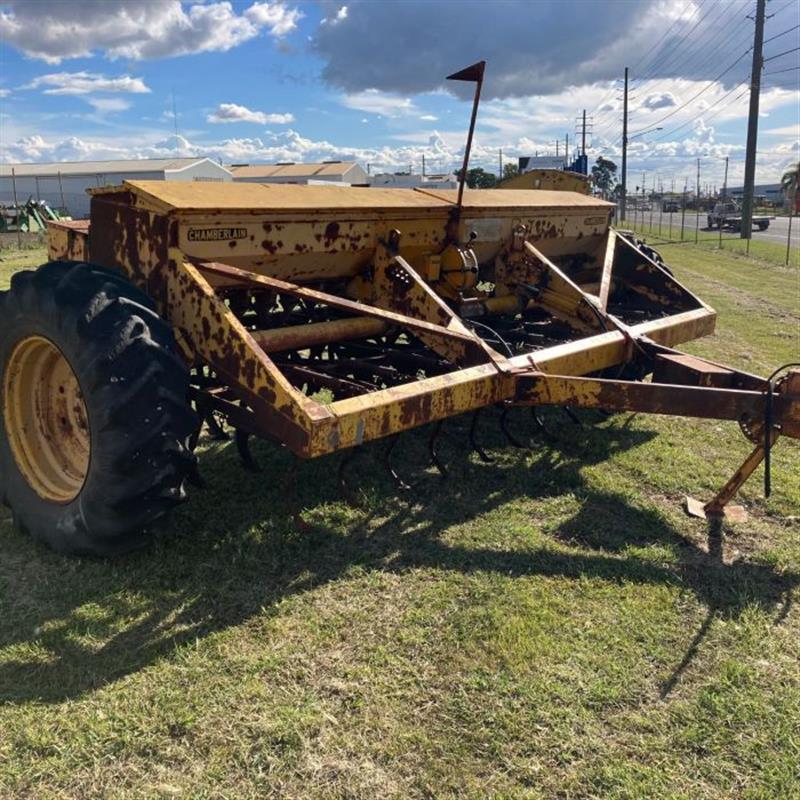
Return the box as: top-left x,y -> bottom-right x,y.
594,2 -> 752,140
632,0 -> 722,85
764,65 -> 800,75
629,48 -> 753,135
629,0 -> 710,81
650,81 -> 750,142
591,0 -> 723,133
763,23 -> 800,44
764,46 -> 800,62
766,0 -> 798,19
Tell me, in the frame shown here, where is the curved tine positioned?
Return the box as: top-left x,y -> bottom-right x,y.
205,409 -> 230,441
235,428 -> 262,472
188,411 -> 202,452
499,405 -> 529,449
383,435 -> 414,491
561,406 -> 584,427
531,407 -> 548,434
427,420 -> 448,478
338,446 -> 364,505
469,409 -> 494,463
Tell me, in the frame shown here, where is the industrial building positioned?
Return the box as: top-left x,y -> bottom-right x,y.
230,161 -> 369,185
0,157 -> 232,219
368,172 -> 458,189
729,183 -> 784,205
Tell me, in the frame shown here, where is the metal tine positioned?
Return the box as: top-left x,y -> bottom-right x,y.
562,406 -> 584,427
338,446 -> 365,505
531,407 -> 548,433
428,420 -> 448,478
469,409 -> 494,463
384,435 -> 414,491
205,409 -> 229,441
235,428 -> 261,472
499,404 -> 530,449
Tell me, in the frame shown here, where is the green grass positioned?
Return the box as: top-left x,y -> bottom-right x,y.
1,246 -> 799,799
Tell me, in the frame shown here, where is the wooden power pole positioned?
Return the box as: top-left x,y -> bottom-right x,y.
740,0 -> 766,239
620,66 -> 629,222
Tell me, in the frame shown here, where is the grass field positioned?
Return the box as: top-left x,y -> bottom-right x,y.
0,244 -> 798,799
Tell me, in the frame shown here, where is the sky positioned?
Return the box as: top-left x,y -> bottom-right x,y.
0,0 -> 798,189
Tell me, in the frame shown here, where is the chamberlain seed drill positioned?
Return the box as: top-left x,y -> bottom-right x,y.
1,63 -> 797,555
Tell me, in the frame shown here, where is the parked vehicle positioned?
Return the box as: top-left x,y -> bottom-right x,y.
707,200 -> 773,231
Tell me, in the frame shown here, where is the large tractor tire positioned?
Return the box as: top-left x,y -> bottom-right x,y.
0,261 -> 197,556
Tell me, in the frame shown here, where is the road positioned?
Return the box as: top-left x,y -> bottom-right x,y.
630,210 -> 799,248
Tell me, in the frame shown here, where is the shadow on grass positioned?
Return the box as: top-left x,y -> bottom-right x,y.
0,407 -> 795,704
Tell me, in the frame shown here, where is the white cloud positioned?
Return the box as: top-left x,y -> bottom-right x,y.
0,1 -> 301,63
321,5 -> 348,25
420,114 -> 438,121
640,92 -> 677,111
2,124 -> 797,185
24,71 -> 150,95
762,124 -> 800,137
207,103 -> 294,124
340,89 -> 417,118
245,2 -> 303,35
0,89 -> 9,98
86,97 -> 132,113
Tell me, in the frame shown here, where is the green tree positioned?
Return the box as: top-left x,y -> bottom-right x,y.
502,163 -> 520,181
591,157 -> 618,197
780,161 -> 799,210
459,167 -> 497,189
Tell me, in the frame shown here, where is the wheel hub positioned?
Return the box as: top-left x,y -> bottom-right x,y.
3,335 -> 90,503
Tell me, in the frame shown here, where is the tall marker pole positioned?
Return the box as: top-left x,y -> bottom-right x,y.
448,60 -> 486,222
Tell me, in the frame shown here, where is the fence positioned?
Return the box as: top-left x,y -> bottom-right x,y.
618,196 -> 797,267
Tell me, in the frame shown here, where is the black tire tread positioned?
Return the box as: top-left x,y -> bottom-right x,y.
0,260 -> 197,556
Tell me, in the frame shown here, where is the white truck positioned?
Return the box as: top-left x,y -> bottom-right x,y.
707,200 -> 773,232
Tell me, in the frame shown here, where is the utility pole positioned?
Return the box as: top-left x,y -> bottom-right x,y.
565,133 -> 569,164
499,148 -> 502,179
722,155 -> 729,199
581,109 -> 587,155
422,154 -> 426,178
696,158 -> 701,244
741,0 -> 766,239
556,139 -> 559,158
620,66 -> 629,222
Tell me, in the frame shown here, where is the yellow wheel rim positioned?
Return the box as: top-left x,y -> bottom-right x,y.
3,336 -> 90,503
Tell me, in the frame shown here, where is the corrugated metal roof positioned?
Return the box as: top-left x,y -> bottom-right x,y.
230,162 -> 358,179
0,157 -> 221,178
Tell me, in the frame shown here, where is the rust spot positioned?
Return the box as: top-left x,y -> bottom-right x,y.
324,222 -> 340,241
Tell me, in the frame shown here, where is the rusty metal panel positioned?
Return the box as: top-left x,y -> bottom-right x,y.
114,180 -> 455,213
46,220 -> 89,262
653,353 -> 734,388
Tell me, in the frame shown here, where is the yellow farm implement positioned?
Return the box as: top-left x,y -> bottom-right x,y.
1,63 -> 797,555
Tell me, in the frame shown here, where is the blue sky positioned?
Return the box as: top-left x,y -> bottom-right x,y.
0,0 -> 798,187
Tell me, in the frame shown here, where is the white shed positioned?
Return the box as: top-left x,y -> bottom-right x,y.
0,157 -> 232,219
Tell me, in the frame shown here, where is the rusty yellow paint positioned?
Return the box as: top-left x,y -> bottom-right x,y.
49,178 -> 727,464
47,220 -> 89,262
3,336 -> 90,503
164,257 -> 330,453
495,169 -> 591,194
318,363 -> 515,453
